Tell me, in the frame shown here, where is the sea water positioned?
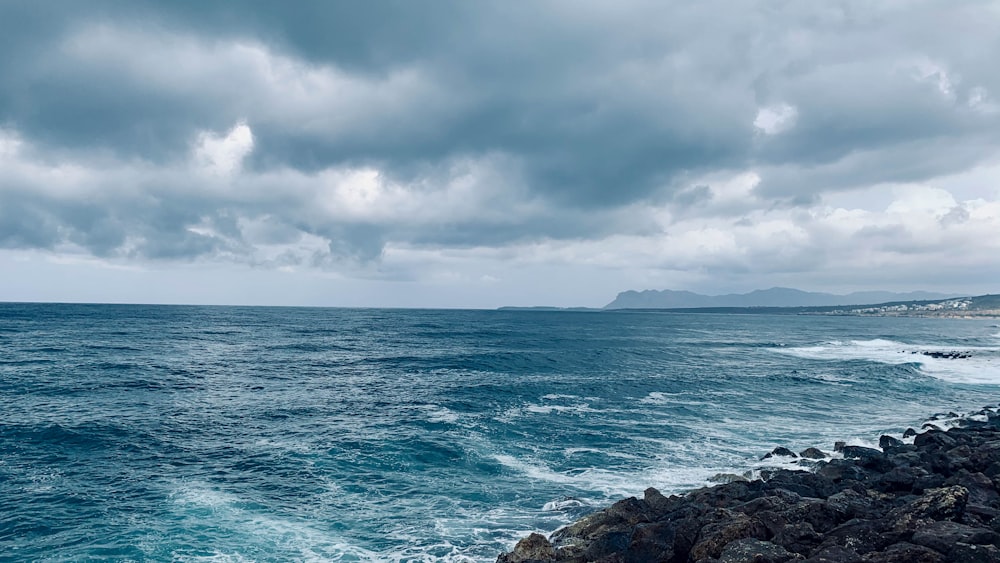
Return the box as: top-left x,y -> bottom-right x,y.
1,303 -> 999,561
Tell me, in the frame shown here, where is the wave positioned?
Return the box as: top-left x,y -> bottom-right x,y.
772,338 -> 1000,384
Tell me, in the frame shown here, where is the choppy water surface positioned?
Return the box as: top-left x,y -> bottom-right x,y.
1,304 -> 999,561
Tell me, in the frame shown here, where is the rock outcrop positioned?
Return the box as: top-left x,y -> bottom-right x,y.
498,409 -> 1000,563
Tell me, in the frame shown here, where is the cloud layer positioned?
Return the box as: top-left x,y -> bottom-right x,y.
1,1 -> 999,305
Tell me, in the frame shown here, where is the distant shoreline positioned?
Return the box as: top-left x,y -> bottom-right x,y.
498,306 -> 1000,319
500,294 -> 1000,319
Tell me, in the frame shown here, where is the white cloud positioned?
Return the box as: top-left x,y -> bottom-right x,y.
754,103 -> 798,135
0,128 -> 23,157
710,171 -> 761,204
967,86 -> 999,115
908,58 -> 957,101
195,121 -> 254,176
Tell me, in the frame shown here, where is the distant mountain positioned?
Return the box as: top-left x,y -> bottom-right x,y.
604,287 -> 962,310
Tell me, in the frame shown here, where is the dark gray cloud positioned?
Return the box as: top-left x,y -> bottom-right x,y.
0,0 -> 999,293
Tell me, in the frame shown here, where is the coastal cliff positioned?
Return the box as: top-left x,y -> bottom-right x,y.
498,409 -> 1000,562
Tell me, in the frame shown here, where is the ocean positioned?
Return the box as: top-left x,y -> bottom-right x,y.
1,303 -> 999,561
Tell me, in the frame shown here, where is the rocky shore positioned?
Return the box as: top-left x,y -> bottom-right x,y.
498,408 -> 1000,563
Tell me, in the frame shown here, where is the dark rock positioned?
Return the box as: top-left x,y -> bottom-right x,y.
581,531 -> 629,561
801,448 -> 828,460
861,541 -> 944,563
914,430 -> 958,449
773,522 -> 823,555
948,542 -> 1000,563
713,473 -> 752,484
910,520 -> 999,554
879,436 -> 904,450
802,545 -> 862,563
903,428 -> 918,438
822,489 -> 879,523
688,481 -> 757,509
887,486 -> 969,532
763,447 -> 799,460
912,473 -> 946,493
946,471 -> 999,508
718,538 -> 803,562
689,509 -> 769,561
834,442 -> 846,453
497,533 -> 555,563
817,460 -> 869,484
840,446 -> 883,462
763,471 -> 837,499
876,466 -> 930,493
624,520 -> 680,562
643,487 -> 683,517
816,518 -> 892,555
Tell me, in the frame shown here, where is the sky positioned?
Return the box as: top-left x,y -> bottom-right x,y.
1,1 -> 999,308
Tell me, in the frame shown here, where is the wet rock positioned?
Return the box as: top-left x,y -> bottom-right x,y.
887,486 -> 968,532
910,520 -> 999,555
643,487 -> 681,517
497,533 -> 555,563
773,521 -> 823,555
580,530 -> 629,561
713,473 -> 752,484
876,465 -> 931,493
718,538 -> 803,562
763,447 -> 799,460
862,541 -> 944,563
689,509 -> 769,561
802,545 -> 862,563
801,448 -> 828,460
903,428 -> 918,438
816,518 -> 892,555
945,471 -> 999,508
816,460 -> 869,484
763,471 -> 837,499
840,446 -> 883,462
878,436 -> 903,450
914,430 -> 958,449
625,520 -> 681,562
948,542 -> 1000,563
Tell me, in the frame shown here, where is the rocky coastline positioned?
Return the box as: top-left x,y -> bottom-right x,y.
498,408 -> 1000,563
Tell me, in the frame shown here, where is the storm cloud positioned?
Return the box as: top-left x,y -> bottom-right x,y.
1,1 -> 999,306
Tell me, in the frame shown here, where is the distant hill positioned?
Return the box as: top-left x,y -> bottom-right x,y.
604,287 -> 962,309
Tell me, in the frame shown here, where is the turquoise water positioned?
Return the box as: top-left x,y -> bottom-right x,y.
1,304 -> 999,561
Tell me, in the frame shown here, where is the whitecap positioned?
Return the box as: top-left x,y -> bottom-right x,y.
542,497 -> 590,511
639,391 -> 671,404
523,403 -> 600,415
772,338 -> 1000,384
493,453 -> 738,499
421,405 -> 460,424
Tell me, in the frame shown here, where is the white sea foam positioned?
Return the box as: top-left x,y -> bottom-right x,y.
772,338 -> 1000,384
542,497 -> 591,511
421,404 -> 460,424
170,483 -> 381,562
563,447 -> 640,461
523,403 -> 601,415
639,391 -> 672,404
493,453 -> 739,500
